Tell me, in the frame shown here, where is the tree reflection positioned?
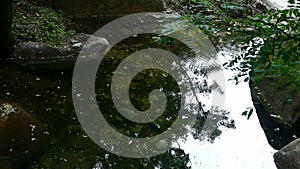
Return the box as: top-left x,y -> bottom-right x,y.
93,148 -> 191,169
0,33 -> 236,168
192,108 -> 236,143
90,33 -> 236,167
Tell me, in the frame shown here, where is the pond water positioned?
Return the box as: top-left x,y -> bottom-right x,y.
174,53 -> 277,168
0,0 -> 285,168
0,39 -> 276,169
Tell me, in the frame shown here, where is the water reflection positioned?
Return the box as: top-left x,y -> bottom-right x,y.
174,60 -> 277,168
0,31 -> 278,169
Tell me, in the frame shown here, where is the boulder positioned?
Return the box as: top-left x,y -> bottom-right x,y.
255,79 -> 300,130
251,84 -> 298,149
10,42 -> 80,65
9,33 -> 110,69
274,138 -> 300,169
250,78 -> 300,150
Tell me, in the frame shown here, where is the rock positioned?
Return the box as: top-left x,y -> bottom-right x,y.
72,42 -> 83,49
9,41 -> 78,66
79,34 -> 110,59
9,33 -> 110,68
12,42 -> 64,59
10,41 -> 80,65
69,39 -> 78,44
255,78 -> 300,129
274,138 -> 300,169
250,81 -> 298,150
0,101 -> 48,168
0,156 -> 11,169
76,33 -> 93,42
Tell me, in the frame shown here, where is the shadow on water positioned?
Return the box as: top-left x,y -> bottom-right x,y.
0,33 -> 234,168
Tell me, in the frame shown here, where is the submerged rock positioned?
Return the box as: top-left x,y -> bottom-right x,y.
274,138 -> 300,169
0,101 -> 48,169
0,103 -> 17,117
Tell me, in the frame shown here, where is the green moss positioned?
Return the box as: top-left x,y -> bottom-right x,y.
12,0 -> 75,47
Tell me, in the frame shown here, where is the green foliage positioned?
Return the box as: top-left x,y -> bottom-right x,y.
12,0 -> 75,47
236,10 -> 299,92
168,0 -> 300,120
176,0 -> 299,93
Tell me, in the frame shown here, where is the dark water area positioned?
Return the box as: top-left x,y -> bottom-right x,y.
0,60 -> 186,169
0,35 -> 213,168
0,34 -> 279,168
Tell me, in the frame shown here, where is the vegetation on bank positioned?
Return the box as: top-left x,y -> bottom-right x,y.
165,0 -> 299,119
11,0 -> 299,94
12,0 -> 75,47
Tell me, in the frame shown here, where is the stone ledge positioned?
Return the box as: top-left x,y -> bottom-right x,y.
274,138 -> 300,169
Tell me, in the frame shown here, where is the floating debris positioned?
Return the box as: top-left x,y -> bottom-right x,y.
43,131 -> 50,135
31,137 -> 38,141
30,124 -> 36,131
270,114 -> 282,119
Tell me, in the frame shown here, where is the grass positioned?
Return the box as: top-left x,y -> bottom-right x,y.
12,0 -> 76,47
